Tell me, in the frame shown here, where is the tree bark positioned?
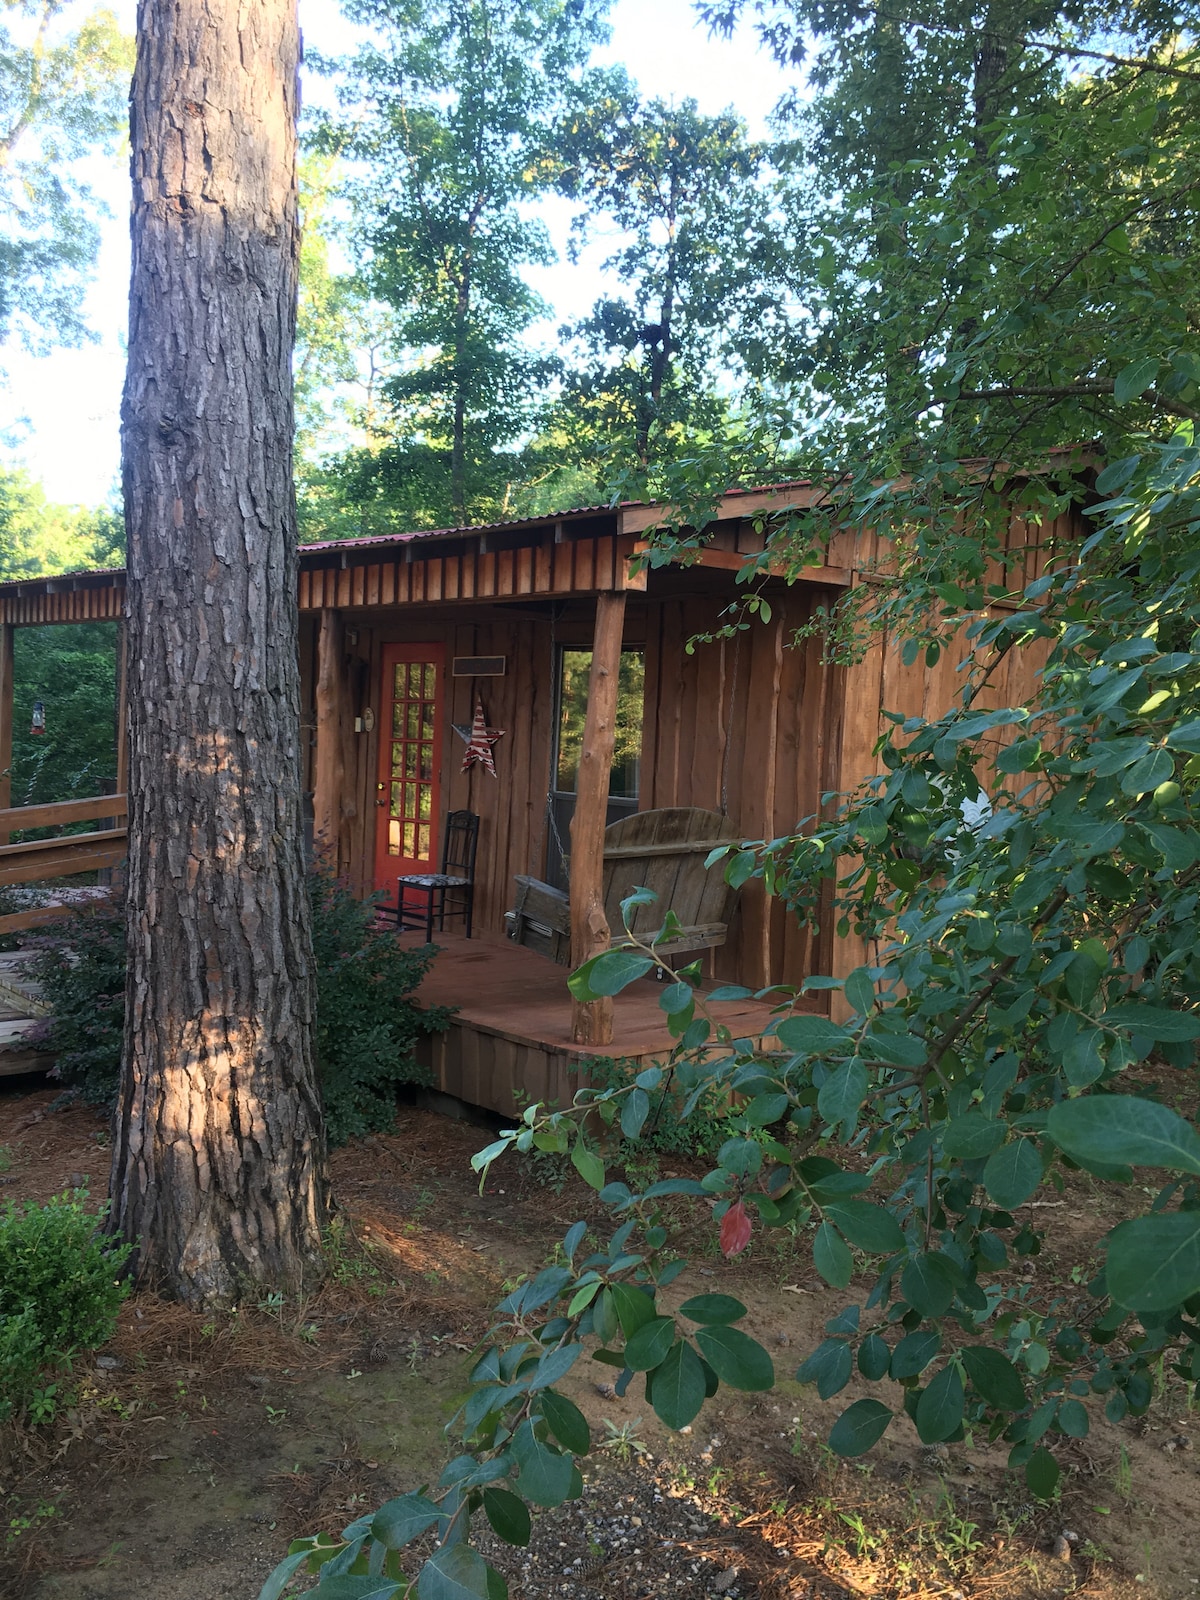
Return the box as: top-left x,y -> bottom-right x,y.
569,590 -> 627,1047
112,0 -> 326,1307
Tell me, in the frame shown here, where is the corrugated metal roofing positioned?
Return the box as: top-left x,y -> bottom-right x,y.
0,480 -> 822,592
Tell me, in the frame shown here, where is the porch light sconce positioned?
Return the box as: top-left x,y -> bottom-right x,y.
30,700 -> 45,736
354,708 -> 376,735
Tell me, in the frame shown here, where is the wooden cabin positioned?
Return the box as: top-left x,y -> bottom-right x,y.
0,483 -> 1068,1112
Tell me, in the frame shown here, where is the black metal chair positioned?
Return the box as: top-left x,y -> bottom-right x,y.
395,810 -> 479,942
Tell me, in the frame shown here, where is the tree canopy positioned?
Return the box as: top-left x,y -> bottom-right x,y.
0,0 -> 131,352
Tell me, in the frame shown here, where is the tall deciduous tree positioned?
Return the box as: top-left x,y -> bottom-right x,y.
309,0 -> 609,529
554,84 -> 773,483
112,0 -> 326,1307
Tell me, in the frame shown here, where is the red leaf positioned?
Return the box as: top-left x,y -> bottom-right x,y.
720,1198 -> 752,1258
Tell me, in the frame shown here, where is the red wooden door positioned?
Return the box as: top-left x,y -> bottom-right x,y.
374,644 -> 445,901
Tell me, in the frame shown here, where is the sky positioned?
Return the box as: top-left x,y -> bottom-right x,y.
0,0 -> 792,510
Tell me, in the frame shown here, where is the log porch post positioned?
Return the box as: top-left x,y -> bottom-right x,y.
313,608 -> 344,865
0,623 -> 12,846
570,589 -> 627,1046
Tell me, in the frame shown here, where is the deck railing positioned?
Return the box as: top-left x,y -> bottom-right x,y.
0,793 -> 127,933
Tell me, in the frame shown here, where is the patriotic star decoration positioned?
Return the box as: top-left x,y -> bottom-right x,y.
456,697 -> 505,776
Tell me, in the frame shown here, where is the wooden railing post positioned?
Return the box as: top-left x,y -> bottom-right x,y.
570,590 -> 627,1047
313,608 -> 344,867
0,622 -> 12,847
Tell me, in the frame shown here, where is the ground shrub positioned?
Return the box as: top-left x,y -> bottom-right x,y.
509,1053 -> 749,1189
579,1053 -> 741,1165
309,873 -> 451,1144
0,1192 -> 131,1422
30,899 -> 125,1106
31,877 -> 451,1145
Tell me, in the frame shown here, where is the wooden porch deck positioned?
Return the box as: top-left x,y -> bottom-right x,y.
410,931 -> 784,1119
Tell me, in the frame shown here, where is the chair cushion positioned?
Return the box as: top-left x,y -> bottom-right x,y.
397,874 -> 468,888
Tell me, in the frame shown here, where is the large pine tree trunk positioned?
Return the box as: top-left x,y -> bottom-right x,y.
111,0 -> 327,1306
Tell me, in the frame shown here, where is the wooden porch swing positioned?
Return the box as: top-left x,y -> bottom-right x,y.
505,805 -> 742,968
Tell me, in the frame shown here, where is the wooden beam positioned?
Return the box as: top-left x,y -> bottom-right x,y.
569,589 -> 627,1047
312,608 -> 344,865
630,540 -> 852,586
0,832 -> 128,886
619,484 -> 825,535
0,793 -> 128,833
0,623 -> 11,846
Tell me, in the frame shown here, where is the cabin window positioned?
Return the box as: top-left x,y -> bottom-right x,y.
547,646 -> 644,887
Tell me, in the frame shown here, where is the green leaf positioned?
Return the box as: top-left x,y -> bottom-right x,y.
1025,1446 -> 1060,1500
649,1338 -> 707,1429
900,1255 -> 956,1319
539,1390 -> 591,1456
864,1031 -> 927,1067
482,1487 -> 532,1547
418,1544 -> 491,1600
677,1293 -> 748,1325
1166,719 -> 1200,753
828,1398 -> 893,1457
1100,1004 -> 1200,1041
942,1115 -> 1007,1159
571,1139 -> 605,1191
1048,1096 -> 1200,1177
915,1363 -> 965,1443
530,1343 -> 581,1391
823,1200 -> 905,1254
693,1325 -> 774,1391
1121,748 -> 1174,795
258,1549 -> 315,1600
609,1283 -> 656,1338
817,1059 -> 869,1133
814,1220 -> 854,1287
567,949 -> 653,1002
845,966 -> 876,1015
1057,1399 -> 1089,1438
983,1139 -> 1042,1209
774,1014 -> 852,1052
318,1580 -> 403,1600
1113,355 -> 1160,404
1106,1211 -> 1200,1311
960,1346 -> 1026,1411
620,1087 -> 650,1140
624,1315 -> 676,1372
858,1333 -> 891,1381
796,1337 -> 853,1399
743,1092 -> 790,1126
372,1493 -> 441,1550
511,1420 -> 575,1508
659,981 -> 691,1015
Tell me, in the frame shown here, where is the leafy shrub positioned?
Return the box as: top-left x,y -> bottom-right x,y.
577,1053 -> 740,1164
31,876 -> 451,1146
31,898 -> 126,1106
0,1192 -> 131,1421
310,874 -> 450,1144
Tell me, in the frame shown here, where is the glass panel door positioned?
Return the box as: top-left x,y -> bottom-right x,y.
375,643 -> 444,898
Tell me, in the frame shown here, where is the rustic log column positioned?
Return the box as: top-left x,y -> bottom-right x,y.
312,608 -> 343,865
0,622 -> 12,845
570,590 -> 627,1047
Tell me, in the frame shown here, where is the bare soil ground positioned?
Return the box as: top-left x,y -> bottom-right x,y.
1,1082 -> 1197,1600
